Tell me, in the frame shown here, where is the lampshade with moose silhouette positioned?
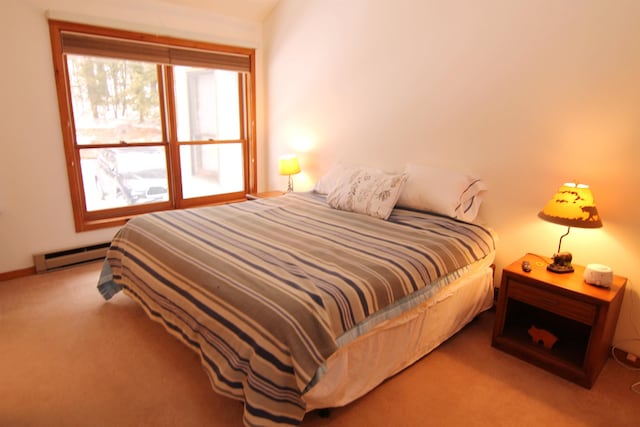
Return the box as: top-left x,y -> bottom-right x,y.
538,182 -> 602,273
538,183 -> 602,229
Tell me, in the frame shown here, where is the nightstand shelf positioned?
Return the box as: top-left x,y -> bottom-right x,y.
502,300 -> 590,367
492,253 -> 626,388
246,191 -> 285,200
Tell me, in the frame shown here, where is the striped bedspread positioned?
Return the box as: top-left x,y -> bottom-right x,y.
98,192 -> 495,426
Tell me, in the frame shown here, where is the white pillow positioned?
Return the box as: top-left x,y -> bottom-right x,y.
313,162 -> 362,194
327,167 -> 407,220
396,163 -> 487,222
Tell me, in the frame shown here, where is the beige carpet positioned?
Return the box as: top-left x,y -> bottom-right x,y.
1,261 -> 638,426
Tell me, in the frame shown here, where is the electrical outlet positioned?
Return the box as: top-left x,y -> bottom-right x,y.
628,353 -> 640,369
613,348 -> 640,369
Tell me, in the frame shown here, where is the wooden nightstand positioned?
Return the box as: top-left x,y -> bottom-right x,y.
246,191 -> 285,200
492,253 -> 626,388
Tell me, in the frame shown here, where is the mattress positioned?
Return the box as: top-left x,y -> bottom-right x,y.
98,192 -> 496,426
303,257 -> 494,410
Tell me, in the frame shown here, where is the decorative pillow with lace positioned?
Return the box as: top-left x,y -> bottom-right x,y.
327,167 -> 407,220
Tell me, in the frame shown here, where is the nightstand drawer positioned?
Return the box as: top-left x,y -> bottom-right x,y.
508,280 -> 596,325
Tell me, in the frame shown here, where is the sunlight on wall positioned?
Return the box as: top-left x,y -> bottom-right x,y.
290,135 -> 315,152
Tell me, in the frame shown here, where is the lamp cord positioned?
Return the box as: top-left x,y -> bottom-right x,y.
611,280 -> 640,395
611,339 -> 640,395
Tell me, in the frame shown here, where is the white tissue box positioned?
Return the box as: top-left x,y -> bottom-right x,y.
584,264 -> 613,288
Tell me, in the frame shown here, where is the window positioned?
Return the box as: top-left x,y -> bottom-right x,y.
48,20 -> 257,231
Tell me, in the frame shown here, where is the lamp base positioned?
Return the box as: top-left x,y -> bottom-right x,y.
547,251 -> 574,274
547,263 -> 574,274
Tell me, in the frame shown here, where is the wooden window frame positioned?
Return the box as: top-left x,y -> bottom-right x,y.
48,20 -> 257,232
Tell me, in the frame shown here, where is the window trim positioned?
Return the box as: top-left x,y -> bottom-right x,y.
48,20 -> 257,231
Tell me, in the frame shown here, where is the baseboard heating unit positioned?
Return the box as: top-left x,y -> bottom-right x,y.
33,242 -> 110,273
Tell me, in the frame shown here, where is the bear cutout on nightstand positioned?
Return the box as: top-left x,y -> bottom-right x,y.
528,325 -> 558,349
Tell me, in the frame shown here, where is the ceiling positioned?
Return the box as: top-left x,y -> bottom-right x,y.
157,0 -> 280,22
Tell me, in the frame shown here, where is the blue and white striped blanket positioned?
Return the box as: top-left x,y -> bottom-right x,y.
98,192 -> 495,426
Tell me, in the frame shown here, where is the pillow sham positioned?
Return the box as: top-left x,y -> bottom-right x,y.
313,162 -> 362,195
396,163 -> 487,222
327,167 -> 407,220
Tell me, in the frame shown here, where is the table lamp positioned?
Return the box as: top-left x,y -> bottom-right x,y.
538,182 -> 602,273
278,154 -> 301,192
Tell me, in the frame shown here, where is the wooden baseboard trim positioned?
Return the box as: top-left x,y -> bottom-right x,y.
0,266 -> 36,282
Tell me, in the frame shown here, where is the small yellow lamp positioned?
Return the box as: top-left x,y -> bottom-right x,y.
538,182 -> 602,273
278,154 -> 301,192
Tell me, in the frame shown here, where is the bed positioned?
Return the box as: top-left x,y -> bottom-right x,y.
98,165 -> 496,427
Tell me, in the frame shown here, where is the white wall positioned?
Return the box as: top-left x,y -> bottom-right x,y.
0,0 -> 267,272
263,0 -> 640,354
